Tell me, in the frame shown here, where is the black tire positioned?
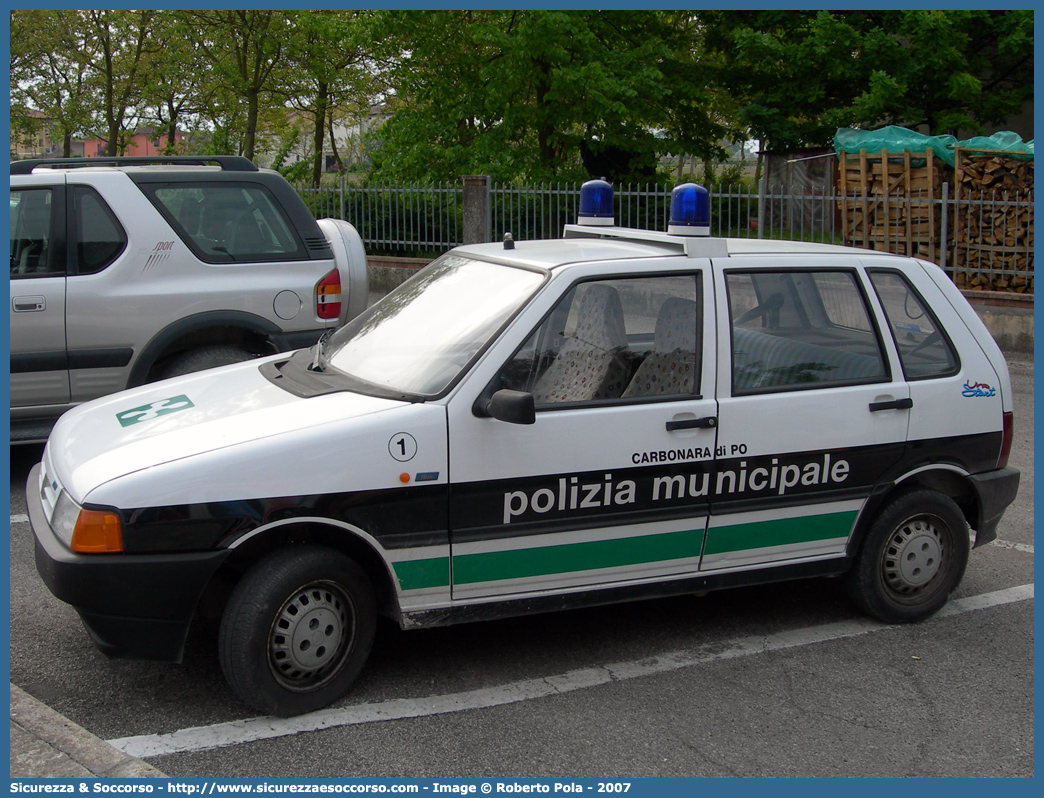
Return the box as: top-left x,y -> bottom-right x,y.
845,488 -> 970,623
219,546 -> 376,716
159,345 -> 254,379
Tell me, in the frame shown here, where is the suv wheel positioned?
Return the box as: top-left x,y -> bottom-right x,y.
159,345 -> 254,379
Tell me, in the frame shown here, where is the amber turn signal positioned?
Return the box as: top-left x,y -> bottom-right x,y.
70,510 -> 123,553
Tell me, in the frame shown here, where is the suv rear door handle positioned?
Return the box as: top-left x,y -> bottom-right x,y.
666,416 -> 717,431
869,398 -> 913,412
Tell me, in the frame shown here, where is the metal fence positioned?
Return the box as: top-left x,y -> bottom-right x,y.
295,179 -> 1033,293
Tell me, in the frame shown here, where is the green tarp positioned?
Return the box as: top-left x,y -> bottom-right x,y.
834,126 -> 957,167
956,130 -> 1033,160
834,126 -> 1033,167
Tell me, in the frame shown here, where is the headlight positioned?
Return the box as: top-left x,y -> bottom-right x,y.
50,490 -> 123,553
51,490 -> 81,548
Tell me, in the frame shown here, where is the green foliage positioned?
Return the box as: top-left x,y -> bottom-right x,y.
368,10 -> 728,183
702,9 -> 1034,152
848,10 -> 1034,134
10,9 -> 1033,178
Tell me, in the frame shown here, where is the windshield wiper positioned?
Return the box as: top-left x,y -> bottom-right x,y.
309,329 -> 333,372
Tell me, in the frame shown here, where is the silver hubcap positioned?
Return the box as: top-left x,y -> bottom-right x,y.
269,583 -> 353,691
883,518 -> 944,596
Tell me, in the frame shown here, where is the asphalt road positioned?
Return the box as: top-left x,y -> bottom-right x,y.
8,351 -> 1034,778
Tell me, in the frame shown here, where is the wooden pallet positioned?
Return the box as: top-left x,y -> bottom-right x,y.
837,148 -> 948,263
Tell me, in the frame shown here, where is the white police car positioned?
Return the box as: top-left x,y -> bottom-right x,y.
29,181 -> 1019,716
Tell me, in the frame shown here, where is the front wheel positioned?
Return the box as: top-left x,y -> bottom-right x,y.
845,488 -> 970,623
219,546 -> 376,716
158,344 -> 254,380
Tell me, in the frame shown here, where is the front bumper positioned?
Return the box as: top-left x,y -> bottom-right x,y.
28,463 -> 231,662
969,466 -> 1021,548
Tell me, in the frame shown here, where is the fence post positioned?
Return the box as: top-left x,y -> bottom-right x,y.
462,175 -> 491,244
339,172 -> 345,221
939,181 -> 948,273
757,176 -> 766,239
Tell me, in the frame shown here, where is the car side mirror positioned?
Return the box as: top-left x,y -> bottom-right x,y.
476,389 -> 536,425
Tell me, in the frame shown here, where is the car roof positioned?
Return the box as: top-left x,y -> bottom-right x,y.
454,225 -> 898,270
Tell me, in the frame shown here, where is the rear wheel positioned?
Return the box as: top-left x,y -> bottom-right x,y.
846,488 -> 969,623
219,546 -> 376,716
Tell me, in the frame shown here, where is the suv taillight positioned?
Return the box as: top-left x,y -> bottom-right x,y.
998,411 -> 1014,469
316,269 -> 342,321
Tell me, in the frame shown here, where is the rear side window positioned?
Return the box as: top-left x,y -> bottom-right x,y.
870,271 -> 959,380
727,270 -> 888,393
10,188 -> 58,276
144,184 -> 305,263
72,186 -> 126,275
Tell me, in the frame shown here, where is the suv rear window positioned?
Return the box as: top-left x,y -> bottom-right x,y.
142,183 -> 306,263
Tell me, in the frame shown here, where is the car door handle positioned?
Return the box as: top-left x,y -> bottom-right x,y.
869,398 -> 913,412
12,296 -> 46,312
666,416 -> 717,431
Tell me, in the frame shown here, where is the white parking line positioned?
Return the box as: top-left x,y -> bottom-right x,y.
108,583 -> 1033,760
990,538 -> 1035,555
11,514 -> 29,525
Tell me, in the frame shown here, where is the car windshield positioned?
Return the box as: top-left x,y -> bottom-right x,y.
322,254 -> 545,396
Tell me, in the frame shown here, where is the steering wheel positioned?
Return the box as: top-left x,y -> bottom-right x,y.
734,293 -> 784,326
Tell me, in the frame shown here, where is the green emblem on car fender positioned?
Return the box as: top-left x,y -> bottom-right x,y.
116,395 -> 194,427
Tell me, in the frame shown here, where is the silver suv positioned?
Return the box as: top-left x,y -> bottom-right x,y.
9,156 -> 368,443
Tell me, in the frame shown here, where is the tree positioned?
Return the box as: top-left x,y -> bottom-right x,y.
10,10 -> 95,157
701,11 -> 891,158
142,11 -> 212,154
702,9 -> 1035,162
282,10 -> 377,185
79,9 -> 160,155
850,10 -> 1034,134
368,10 -> 729,183
187,10 -> 292,160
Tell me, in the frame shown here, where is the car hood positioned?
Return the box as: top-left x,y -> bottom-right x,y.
46,356 -> 425,506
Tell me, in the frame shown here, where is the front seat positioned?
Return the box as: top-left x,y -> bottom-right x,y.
622,297 -> 699,398
532,283 -> 629,404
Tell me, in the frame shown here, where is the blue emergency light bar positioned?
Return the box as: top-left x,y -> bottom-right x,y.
668,183 -> 710,237
577,179 -> 615,226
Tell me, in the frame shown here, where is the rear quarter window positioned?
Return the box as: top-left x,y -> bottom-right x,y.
869,270 -> 960,380
72,186 -> 127,275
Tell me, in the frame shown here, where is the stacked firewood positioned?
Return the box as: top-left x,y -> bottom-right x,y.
953,150 -> 1033,293
837,148 -> 949,263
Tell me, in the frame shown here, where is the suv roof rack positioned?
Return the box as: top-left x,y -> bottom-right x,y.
10,155 -> 259,175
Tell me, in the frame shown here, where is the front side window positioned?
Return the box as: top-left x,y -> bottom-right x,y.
870,271 -> 959,380
323,255 -> 545,396
72,186 -> 126,275
144,184 -> 304,262
728,270 -> 888,393
10,188 -> 57,277
495,274 -> 702,406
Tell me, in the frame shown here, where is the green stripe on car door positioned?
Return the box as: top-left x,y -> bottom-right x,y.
703,510 -> 858,555
393,557 -> 451,591
452,527 -> 704,585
